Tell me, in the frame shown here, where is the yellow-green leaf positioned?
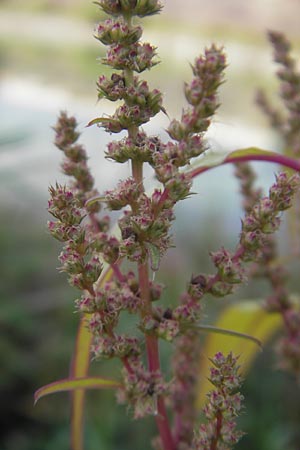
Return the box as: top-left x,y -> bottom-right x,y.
190,324 -> 262,348
196,301 -> 282,408
228,147 -> 273,158
70,317 -> 93,450
86,117 -> 111,127
70,266 -> 114,450
34,376 -> 120,404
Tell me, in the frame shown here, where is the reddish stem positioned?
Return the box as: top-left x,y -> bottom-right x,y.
122,356 -> 134,374
131,154 -> 175,450
189,153 -> 300,179
111,262 -> 126,283
156,397 -> 176,450
138,263 -> 175,450
210,411 -> 223,450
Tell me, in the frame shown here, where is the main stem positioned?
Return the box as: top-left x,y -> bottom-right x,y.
123,12 -> 175,443
132,158 -> 175,450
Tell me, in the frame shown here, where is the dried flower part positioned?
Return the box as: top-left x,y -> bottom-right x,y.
116,192 -> 174,266
167,45 -> 226,143
53,112 -> 100,212
95,18 -> 142,46
92,334 -> 140,359
103,41 -> 158,72
139,306 -> 181,342
95,0 -> 163,18
210,248 -> 245,284
48,184 -> 85,226
105,131 -> 159,163
105,177 -> 143,210
117,357 -> 168,419
192,352 -> 244,450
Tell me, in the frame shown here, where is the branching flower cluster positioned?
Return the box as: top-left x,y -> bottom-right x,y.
256,31 -> 300,375
257,31 -> 300,157
192,352 -> 244,450
45,2 -> 300,450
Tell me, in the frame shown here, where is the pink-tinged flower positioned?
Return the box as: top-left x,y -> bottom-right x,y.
192,352 -> 244,450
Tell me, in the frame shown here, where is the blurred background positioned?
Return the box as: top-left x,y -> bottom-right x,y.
1,0 -> 300,449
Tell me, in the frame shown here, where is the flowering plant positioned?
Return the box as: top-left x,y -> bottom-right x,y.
35,2 -> 300,450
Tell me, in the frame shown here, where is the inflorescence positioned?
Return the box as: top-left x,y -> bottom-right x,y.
47,2 -> 300,449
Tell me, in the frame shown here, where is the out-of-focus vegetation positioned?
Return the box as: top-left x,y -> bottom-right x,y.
1,0 -> 293,119
0,0 -> 97,21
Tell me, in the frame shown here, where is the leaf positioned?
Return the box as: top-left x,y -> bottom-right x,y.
85,195 -> 106,207
34,376 -> 120,404
86,117 -> 112,127
189,147 -> 300,179
228,147 -> 273,158
190,148 -> 229,169
70,266 -> 114,450
196,301 -> 282,408
146,242 -> 161,271
190,324 -> 262,348
70,317 -> 93,450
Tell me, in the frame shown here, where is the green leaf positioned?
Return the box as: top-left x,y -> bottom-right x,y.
196,301 -> 282,407
86,117 -> 120,129
34,376 -> 120,404
146,242 -> 161,271
86,117 -> 112,127
85,195 -> 106,207
70,317 -> 93,450
228,147 -> 273,158
190,323 -> 262,348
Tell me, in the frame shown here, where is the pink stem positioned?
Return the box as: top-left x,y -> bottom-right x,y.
138,262 -> 175,450
189,153 -> 300,179
210,411 -> 223,450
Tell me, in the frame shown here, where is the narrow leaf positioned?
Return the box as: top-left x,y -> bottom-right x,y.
86,117 -> 120,128
70,317 -> 93,450
189,147 -> 300,179
86,117 -> 113,127
146,242 -> 161,271
191,324 -> 262,348
191,148 -> 229,169
85,195 -> 106,207
196,301 -> 282,407
228,147 -> 273,158
70,266 -> 114,450
35,376 -> 120,404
